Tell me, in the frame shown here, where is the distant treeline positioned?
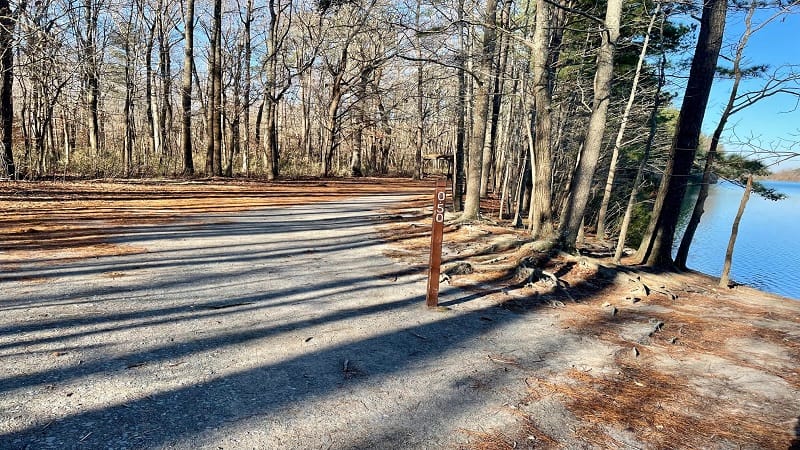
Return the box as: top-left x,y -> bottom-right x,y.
768,169 -> 800,182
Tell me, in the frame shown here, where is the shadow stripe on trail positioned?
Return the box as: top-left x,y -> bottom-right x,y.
1,291 -> 551,449
1,196 -> 413,280
0,271 -> 423,393
2,193 -> 612,448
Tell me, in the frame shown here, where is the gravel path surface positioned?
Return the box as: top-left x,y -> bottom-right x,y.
1,195 -> 570,449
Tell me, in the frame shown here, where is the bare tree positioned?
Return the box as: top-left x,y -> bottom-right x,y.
156,0 -> 178,170
262,0 -> 293,180
320,0 -> 376,178
0,0 -> 21,178
412,0 -> 425,180
118,3 -> 140,175
452,0 -> 467,210
82,0 -> 102,160
526,0 -> 557,238
461,0 -> 498,221
206,0 -> 223,176
479,0 -> 511,196
239,0 -> 253,174
180,0 -> 195,175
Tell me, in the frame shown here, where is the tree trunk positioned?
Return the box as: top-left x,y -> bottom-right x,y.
322,45 -> 346,178
263,100 -> 279,179
614,52 -> 667,264
719,175 -> 752,287
634,0 -> 727,268
675,0 -> 756,270
241,0 -> 253,175
202,12 -> 216,176
413,0 -> 424,180
0,0 -> 15,179
596,3 -> 660,241
352,67 -> 370,178
322,92 -> 341,177
512,151 -> 530,228
461,0 -> 498,220
452,0 -> 467,210
350,127 -> 363,178
181,0 -> 195,176
559,0 -> 622,249
211,0 -> 223,176
62,114 -> 73,172
157,12 -> 172,169
145,20 -> 156,158
84,0 -> 100,161
498,156 -> 511,219
300,70 -> 312,161
527,0 -> 558,239
227,42 -> 242,178
480,0 -> 511,197
495,65 -> 516,192
123,10 -> 135,176
375,95 -> 392,175
263,0 -> 282,180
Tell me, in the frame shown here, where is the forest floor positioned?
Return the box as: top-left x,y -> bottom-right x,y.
1,178 -> 798,449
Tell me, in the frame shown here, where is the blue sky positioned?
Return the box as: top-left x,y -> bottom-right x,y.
702,7 -> 800,171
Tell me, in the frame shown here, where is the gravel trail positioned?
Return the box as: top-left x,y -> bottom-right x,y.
0,195 -> 563,449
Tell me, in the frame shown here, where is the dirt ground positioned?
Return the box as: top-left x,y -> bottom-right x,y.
1,179 -> 799,449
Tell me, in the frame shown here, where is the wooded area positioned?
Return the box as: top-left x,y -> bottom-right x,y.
0,0 -> 798,268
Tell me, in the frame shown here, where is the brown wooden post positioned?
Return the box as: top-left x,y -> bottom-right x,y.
426,179 -> 447,307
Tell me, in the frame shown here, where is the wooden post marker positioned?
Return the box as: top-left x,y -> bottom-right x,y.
426,179 -> 447,307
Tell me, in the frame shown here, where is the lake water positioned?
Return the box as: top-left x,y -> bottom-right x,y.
675,180 -> 800,300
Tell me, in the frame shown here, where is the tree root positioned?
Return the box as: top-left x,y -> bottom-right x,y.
516,259 -> 576,302
627,275 -> 677,300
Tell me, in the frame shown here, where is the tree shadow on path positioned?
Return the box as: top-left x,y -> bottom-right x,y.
1,195 -> 618,449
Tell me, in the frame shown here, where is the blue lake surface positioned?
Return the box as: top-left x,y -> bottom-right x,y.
675,180 -> 800,300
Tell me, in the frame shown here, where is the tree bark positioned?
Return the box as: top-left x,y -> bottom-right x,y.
211,0 -> 223,176
461,0 -> 498,221
0,0 -> 15,179
413,0 -> 424,180
123,7 -> 136,176
559,0 -> 622,249
84,0 -> 100,160
375,95 -> 392,174
204,10 -> 216,176
226,38 -> 242,177
527,0 -> 558,239
240,0 -> 253,175
263,101 -> 279,179
263,0 -> 282,180
145,19 -> 156,158
322,64 -> 344,177
719,175 -> 752,287
614,51 -> 667,264
352,66 -> 370,177
157,11 -> 173,168
181,0 -> 195,176
596,3 -> 660,241
479,0 -> 511,197
634,0 -> 727,268
300,70 -> 312,161
675,0 -> 756,269
452,0 -> 467,210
